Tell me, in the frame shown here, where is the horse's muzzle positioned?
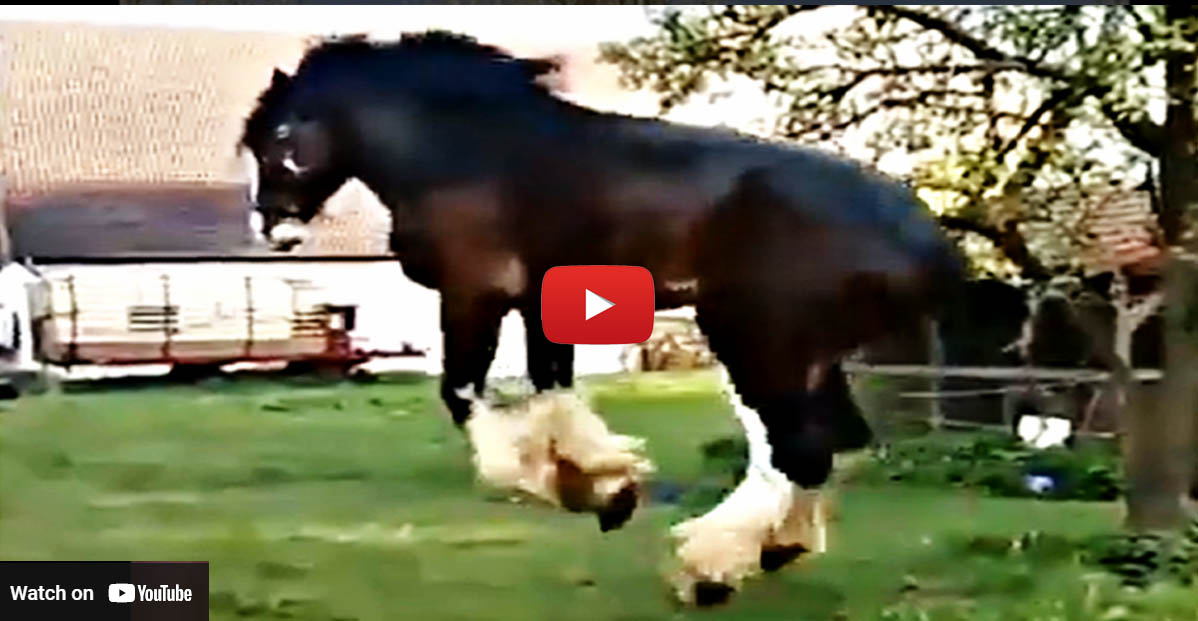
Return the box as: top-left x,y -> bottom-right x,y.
269,237 -> 302,252
265,220 -> 310,252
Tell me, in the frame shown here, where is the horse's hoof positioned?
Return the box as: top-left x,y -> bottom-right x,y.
760,544 -> 808,572
692,581 -> 735,607
596,482 -> 638,532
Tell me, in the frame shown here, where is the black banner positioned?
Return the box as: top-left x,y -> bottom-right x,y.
1,561 -> 208,621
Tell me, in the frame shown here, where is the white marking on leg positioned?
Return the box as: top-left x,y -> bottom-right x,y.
462,390 -> 652,512
454,383 -> 477,402
670,366 -> 826,602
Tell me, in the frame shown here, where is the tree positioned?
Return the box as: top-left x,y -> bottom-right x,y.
601,4 -> 1198,530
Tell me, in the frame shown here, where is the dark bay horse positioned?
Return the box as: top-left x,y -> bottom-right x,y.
240,31 -> 964,604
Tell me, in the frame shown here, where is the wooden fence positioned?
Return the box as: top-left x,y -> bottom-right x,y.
842,362 -> 1163,437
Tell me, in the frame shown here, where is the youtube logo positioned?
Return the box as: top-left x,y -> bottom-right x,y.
541,265 -> 654,345
108,583 -> 135,603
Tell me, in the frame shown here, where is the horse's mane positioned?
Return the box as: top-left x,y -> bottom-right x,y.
241,30 -> 565,149
299,30 -> 562,100
297,31 -> 555,77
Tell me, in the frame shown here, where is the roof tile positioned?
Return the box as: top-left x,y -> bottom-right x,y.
1,21 -> 394,255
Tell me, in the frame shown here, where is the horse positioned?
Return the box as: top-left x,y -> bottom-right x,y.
239,31 -> 965,605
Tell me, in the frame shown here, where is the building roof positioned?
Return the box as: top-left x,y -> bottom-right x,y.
6,181 -> 253,258
1017,185 -> 1163,279
2,21 -> 305,192
1,21 -> 390,257
0,20 -> 656,260
1077,189 -> 1163,276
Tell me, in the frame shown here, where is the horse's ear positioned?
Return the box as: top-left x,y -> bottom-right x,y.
271,68 -> 291,87
526,55 -> 565,90
526,56 -> 563,78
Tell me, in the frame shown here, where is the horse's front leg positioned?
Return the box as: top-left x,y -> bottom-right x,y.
439,291 -> 509,426
453,298 -> 649,531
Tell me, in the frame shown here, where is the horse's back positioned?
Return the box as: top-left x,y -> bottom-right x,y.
691,144 -> 963,354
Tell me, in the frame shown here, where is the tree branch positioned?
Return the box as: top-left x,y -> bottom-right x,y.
996,88 -> 1075,160
1100,102 -> 1166,157
877,6 -> 1072,81
939,215 -> 1052,280
878,6 -> 1165,156
823,94 -> 1025,131
938,215 -> 1002,243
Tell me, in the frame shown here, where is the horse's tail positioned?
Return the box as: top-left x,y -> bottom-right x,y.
904,207 -> 967,311
866,175 -> 967,313
914,212 -> 968,314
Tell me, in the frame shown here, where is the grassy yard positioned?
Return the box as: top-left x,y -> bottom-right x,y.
1,369 -> 1194,620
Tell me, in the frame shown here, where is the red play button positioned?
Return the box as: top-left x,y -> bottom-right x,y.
541,265 -> 654,345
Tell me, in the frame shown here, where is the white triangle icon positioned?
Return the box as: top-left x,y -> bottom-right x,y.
585,289 -> 615,321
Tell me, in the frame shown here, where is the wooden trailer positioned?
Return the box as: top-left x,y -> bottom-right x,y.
28,268 -> 372,373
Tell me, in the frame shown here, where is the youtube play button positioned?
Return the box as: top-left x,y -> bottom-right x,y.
542,265 -> 654,345
585,289 -> 614,320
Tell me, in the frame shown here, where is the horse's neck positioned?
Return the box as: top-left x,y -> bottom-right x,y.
345,102 -> 728,215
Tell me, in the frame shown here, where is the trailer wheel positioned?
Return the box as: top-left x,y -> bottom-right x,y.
168,363 -> 224,381
283,360 -> 355,379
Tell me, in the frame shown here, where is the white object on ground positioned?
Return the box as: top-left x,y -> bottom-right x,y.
1016,414 -> 1072,449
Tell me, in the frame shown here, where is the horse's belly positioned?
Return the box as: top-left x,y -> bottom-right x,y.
603,213 -> 703,309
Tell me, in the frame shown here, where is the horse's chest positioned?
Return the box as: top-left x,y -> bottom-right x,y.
411,185 -> 527,297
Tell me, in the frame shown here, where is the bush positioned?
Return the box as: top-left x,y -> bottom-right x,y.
847,431 -> 1124,501
951,521 -> 1198,590
1082,521 -> 1198,587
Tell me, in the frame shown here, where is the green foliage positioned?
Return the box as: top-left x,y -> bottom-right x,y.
1083,521 -> 1198,589
600,5 -> 1198,282
846,431 -> 1124,501
683,429 -> 1124,505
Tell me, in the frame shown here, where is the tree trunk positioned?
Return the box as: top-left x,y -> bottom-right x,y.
1125,259 -> 1195,530
0,175 -> 9,266
1126,3 -> 1198,531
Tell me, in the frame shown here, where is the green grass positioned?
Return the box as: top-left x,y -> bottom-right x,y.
1,369 -> 1193,620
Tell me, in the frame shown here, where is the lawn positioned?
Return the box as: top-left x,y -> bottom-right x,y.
1,369 -> 1194,620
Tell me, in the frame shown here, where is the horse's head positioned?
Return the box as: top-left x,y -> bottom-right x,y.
240,68 -> 349,252
239,33 -> 567,252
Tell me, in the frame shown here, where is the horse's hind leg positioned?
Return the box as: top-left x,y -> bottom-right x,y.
668,362 -> 835,605
520,301 -> 574,391
669,286 -> 870,605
